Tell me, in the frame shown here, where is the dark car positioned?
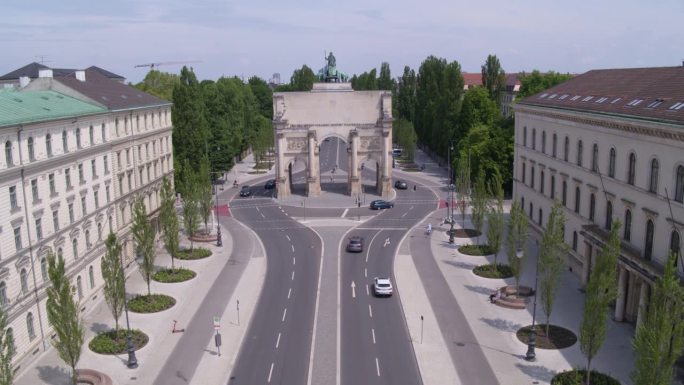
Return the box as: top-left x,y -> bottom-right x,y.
370,200 -> 394,210
265,179 -> 276,189
394,180 -> 408,190
239,185 -> 252,197
346,236 -> 364,253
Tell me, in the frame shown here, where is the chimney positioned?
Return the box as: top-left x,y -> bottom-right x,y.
19,76 -> 30,88
38,69 -> 53,78
75,70 -> 86,82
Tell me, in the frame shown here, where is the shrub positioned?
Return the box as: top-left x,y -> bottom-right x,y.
89,329 -> 149,354
459,244 -> 496,256
128,294 -> 176,313
176,247 -> 212,260
473,263 -> 513,278
152,268 -> 196,283
552,369 -> 621,385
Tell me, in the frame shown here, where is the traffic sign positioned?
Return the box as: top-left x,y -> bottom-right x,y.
213,316 -> 220,330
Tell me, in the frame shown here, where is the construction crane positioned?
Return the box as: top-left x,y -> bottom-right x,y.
134,60 -> 201,70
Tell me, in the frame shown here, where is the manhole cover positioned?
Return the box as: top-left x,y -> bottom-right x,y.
455,342 -> 465,347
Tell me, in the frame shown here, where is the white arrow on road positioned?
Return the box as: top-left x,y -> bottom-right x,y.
383,238 -> 390,247
351,281 -> 356,298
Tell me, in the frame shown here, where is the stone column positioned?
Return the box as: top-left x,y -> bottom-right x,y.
636,280 -> 649,328
379,130 -> 392,198
614,266 -> 627,322
307,131 -> 320,197
349,130 -> 361,195
276,133 -> 290,197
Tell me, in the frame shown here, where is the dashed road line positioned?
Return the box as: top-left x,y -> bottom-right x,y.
260,212 -> 265,218
291,271 -> 295,280
341,208 -> 348,217
268,362 -> 274,382
375,358 -> 380,376
276,332 -> 281,349
368,304 -> 373,318
371,328 -> 376,344
401,212 -> 407,218
282,308 -> 287,322
293,257 -> 296,265
364,268 -> 367,278
285,234 -> 291,241
366,284 -> 369,296
291,244 -> 295,253
287,288 -> 292,299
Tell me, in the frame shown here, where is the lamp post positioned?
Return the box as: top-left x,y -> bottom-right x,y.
525,240 -> 540,361
448,141 -> 455,244
214,181 -> 222,247
121,253 -> 138,368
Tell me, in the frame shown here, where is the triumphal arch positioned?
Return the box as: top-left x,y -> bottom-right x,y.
273,53 -> 393,198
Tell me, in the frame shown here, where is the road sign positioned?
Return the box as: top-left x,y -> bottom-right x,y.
213,316 -> 220,330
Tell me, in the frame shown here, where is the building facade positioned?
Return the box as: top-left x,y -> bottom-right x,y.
514,66 -> 684,326
0,65 -> 172,373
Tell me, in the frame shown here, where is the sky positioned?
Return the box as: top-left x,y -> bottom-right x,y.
2,0 -> 683,84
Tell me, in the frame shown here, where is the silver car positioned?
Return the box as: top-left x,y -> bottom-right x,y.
373,277 -> 393,297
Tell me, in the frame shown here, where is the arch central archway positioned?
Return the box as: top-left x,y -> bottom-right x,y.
274,83 -> 393,198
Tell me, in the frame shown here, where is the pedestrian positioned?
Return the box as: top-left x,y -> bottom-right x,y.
413,185 -> 417,191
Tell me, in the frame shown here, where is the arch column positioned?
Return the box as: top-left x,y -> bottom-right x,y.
276,133 -> 291,197
307,131 -> 320,197
379,129 -> 392,198
349,130 -> 361,195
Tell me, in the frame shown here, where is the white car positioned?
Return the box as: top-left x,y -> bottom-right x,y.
373,277 -> 393,297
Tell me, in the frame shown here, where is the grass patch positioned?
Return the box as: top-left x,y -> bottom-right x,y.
177,247 -> 212,260
152,268 -> 196,283
254,162 -> 273,170
516,324 -> 577,350
473,263 -> 513,278
552,370 -> 621,385
248,170 -> 267,174
128,294 -> 176,313
459,244 -> 496,256
447,228 -> 482,238
89,329 -> 148,355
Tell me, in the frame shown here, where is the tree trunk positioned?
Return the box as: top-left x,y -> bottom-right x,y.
586,357 -> 592,385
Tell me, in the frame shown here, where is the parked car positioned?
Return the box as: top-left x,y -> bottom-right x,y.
346,236 -> 364,253
373,277 -> 393,297
394,180 -> 408,189
392,148 -> 402,157
239,185 -> 252,197
264,179 -> 276,189
370,200 -> 394,210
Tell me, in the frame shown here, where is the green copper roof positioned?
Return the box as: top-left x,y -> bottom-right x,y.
0,89 -> 106,127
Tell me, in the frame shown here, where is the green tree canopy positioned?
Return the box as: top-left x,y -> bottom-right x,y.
458,87 -> 499,135
396,66 -> 417,122
517,70 -> 573,100
134,70 -> 180,101
248,76 -> 273,119
102,233 -> 125,333
481,54 -> 506,107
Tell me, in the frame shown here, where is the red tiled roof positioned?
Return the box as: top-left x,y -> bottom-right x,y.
462,73 -> 482,87
517,66 -> 684,124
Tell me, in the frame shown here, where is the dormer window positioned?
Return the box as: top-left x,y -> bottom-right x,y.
627,98 -> 643,107
570,95 -> 581,101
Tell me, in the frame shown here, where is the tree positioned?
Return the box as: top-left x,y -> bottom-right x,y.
580,220 -> 621,385
102,233 -> 125,333
197,156 -> 213,233
481,54 -> 506,107
288,65 -> 315,91
632,252 -> 684,385
378,62 -> 394,91
132,197 -> 156,296
506,201 -> 529,295
248,76 -> 273,119
455,155 -> 471,227
394,118 -> 417,161
133,70 -> 180,101
457,87 -> 499,137
486,171 -> 505,265
160,176 -> 180,270
471,170 -> 488,243
182,168 -> 201,250
46,252 -> 84,385
396,66 -> 417,122
0,306 -> 14,385
538,202 -> 568,336
517,70 -> 573,100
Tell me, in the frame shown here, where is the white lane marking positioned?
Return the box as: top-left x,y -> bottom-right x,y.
256,206 -> 260,212
372,328 -> 376,344
351,281 -> 356,298
276,332 -> 281,348
364,268 -> 367,278
286,235 -> 291,241
368,304 -> 373,318
268,362 -> 274,382
341,208 -> 348,217
401,212 -> 407,218
366,284 -> 369,296
383,238 -> 390,247
261,212 -> 265,218
291,271 -> 295,280
409,206 -> 414,211
282,308 -> 287,322
293,257 -> 296,265
375,357 -> 380,376
288,288 -> 292,299
356,227 -> 409,230
365,253 -> 369,263
291,245 -> 295,253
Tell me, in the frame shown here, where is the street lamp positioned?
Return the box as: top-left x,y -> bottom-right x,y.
121,254 -> 138,369
448,141 -> 456,244
214,182 -> 222,247
525,240 -> 540,361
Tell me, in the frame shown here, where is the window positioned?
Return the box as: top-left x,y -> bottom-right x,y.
31,179 -> 39,201
101,123 -> 106,142
550,175 -> 556,199
540,170 -> 545,194
564,137 -> 569,161
89,125 -> 94,145
104,155 -> 109,174
28,137 -> 35,161
138,146 -> 142,161
41,258 -> 48,281
35,218 -> 43,240
676,166 -> 684,203
538,209 -> 543,226
575,187 -> 581,213
582,96 -> 594,102
27,313 -> 35,340
529,202 -> 533,219
562,180 -> 567,206
77,276 -> 83,301
94,191 -> 99,209
669,102 -> 684,110
552,133 -> 557,157
85,230 -> 91,248
89,266 -> 95,288
105,185 -> 110,203
116,118 -> 120,135
609,148 -> 616,178
20,268 -> 28,294
9,186 -> 17,210
628,153 -> 636,185
0,282 -> 6,306
126,149 -> 130,165
57,247 -> 63,259
577,140 -> 583,167
541,131 -> 546,154
81,196 -> 87,216
49,173 -> 56,195
52,210 -> 59,231
78,163 -> 85,184
117,152 -> 121,168
589,193 -> 596,222
671,231 -> 681,263
649,158 -> 659,193
531,166 -> 535,189
109,215 -> 113,233
91,159 -> 97,178
532,129 -> 536,150
62,131 -> 68,153
14,227 -> 22,250
572,231 -> 578,251
119,176 -> 124,195
605,201 -> 613,230
645,220 -> 654,260
68,203 -> 74,224
46,134 -> 52,157
591,144 -> 598,172
76,128 -> 82,148
521,197 -> 525,210
72,238 -> 78,259
627,98 -> 643,107
5,141 -> 12,166
522,163 -> 526,184
97,222 -> 102,240
65,168 -> 72,189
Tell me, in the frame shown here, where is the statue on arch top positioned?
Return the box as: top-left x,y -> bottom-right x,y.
317,51 -> 348,83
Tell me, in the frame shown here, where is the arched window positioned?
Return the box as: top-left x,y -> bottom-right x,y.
57,247 -> 63,259
573,231 -> 578,251
72,238 -> 78,259
538,208 -> 543,226
529,202 -> 533,219
41,257 -> 48,281
577,140 -> 583,167
550,175 -> 556,199
624,210 -> 632,241
522,163 -> 526,184
589,193 -> 596,221
46,134 -> 52,157
628,153 -> 636,185
609,148 -> 616,178
562,180 -> 568,206
76,128 -> 82,148
28,137 -> 35,161
0,282 -> 7,306
671,231 -> 681,266
76,276 -> 83,301
540,170 -> 545,194
523,126 -> 527,146
645,220 -> 654,260
89,266 -> 95,288
575,186 -> 581,213
532,129 -> 536,150
542,131 -> 546,154
85,230 -> 91,248
676,165 -> 684,203
531,166 -> 535,188
27,312 -> 35,340
89,125 -> 94,145
20,268 -> 28,294
564,136 -> 570,161
62,131 -> 68,153
591,143 -> 598,172
649,158 -> 659,193
101,123 -> 106,142
605,201 -> 613,230
97,223 -> 102,241
552,133 -> 557,157
5,141 -> 13,166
